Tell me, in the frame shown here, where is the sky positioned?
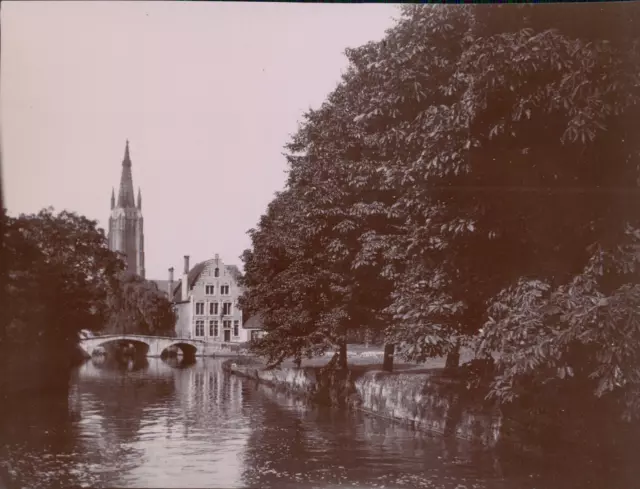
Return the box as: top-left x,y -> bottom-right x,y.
1,1 -> 398,279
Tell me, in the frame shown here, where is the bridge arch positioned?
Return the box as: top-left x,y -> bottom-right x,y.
88,337 -> 151,357
160,342 -> 197,361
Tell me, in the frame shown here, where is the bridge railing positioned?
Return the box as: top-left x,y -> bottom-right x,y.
78,333 -> 244,349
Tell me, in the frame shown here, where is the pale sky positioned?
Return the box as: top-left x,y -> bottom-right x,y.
1,1 -> 398,279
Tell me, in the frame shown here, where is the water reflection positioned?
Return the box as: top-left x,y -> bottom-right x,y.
239,382 -> 503,489
0,357 -> 631,489
74,357 -> 249,488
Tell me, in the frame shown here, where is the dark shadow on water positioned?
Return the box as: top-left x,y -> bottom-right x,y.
162,355 -> 197,369
89,354 -> 149,372
160,344 -> 197,364
237,376 -> 638,489
97,340 -> 150,362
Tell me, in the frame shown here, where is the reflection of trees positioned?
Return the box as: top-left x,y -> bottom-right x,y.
0,383 -> 94,488
95,340 -> 151,360
1,358 -> 254,488
240,384 -> 340,488
237,381 -> 498,489
76,359 -> 175,439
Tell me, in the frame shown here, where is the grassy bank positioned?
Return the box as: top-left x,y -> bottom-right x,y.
269,345 -> 475,370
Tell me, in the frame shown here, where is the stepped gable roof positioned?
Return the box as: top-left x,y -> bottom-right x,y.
169,260 -> 243,302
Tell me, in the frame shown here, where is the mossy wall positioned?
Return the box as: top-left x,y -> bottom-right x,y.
224,359 -> 501,447
223,358 -> 639,456
353,370 -> 501,447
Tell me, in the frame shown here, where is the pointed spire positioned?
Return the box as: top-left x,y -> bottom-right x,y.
117,140 -> 136,208
124,139 -> 131,165
111,187 -> 115,209
137,187 -> 142,210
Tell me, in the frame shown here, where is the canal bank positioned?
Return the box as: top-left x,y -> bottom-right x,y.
222,356 -> 639,460
223,357 -> 501,446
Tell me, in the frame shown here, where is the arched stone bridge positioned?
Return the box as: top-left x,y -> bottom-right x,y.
78,334 -> 239,358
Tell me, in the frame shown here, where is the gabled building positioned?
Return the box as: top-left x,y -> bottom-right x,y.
161,254 -> 261,343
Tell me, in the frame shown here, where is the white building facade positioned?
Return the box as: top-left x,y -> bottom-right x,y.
170,254 -> 250,343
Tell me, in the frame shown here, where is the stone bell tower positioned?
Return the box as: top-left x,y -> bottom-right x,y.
107,140 -> 146,278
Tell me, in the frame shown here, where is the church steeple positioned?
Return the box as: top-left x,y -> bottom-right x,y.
108,139 -> 145,279
117,140 -> 135,208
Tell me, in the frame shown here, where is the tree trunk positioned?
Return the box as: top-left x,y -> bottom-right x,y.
364,327 -> 371,349
338,341 -> 348,370
445,340 -> 461,371
382,343 -> 395,372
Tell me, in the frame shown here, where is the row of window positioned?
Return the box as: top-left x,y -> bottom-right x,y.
204,284 -> 230,296
194,301 -> 235,316
194,319 -> 240,338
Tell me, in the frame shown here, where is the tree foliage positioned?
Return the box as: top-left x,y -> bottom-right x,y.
240,3 -> 640,417
478,229 -> 640,418
239,190 -> 338,367
1,208 -> 124,358
104,272 -> 176,337
1,208 -> 177,364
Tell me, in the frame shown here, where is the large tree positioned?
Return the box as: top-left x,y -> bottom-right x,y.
1,208 -> 177,360
241,77 -> 403,369
1,208 -> 124,389
241,3 -> 640,411
239,189 -> 337,367
342,4 -> 640,377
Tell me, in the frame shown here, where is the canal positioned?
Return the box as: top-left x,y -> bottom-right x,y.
0,358 -> 633,489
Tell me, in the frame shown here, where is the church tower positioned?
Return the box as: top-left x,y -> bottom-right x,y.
108,140 -> 146,279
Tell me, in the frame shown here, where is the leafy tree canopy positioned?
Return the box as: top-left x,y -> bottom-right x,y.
1,208 -> 177,362
104,272 -> 177,337
2,208 -> 124,356
241,3 -> 640,417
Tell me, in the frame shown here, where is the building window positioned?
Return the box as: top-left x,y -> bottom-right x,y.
195,302 -> 205,315
195,320 -> 205,337
233,320 -> 239,337
251,330 -> 261,342
214,267 -> 220,278
223,320 -> 232,330
209,302 -> 218,315
222,302 -> 232,316
220,284 -> 230,295
210,320 -> 218,337
205,284 -> 215,295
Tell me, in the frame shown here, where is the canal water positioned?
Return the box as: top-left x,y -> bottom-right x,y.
0,358 -> 633,489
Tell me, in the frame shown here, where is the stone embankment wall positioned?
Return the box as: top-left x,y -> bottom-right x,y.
354,370 -> 502,447
223,358 -> 502,448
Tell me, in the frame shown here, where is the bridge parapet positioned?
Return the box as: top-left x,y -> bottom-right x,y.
78,334 -> 242,358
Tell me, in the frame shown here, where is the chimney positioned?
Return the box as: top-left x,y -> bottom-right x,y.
182,256 -> 190,300
168,267 -> 174,299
